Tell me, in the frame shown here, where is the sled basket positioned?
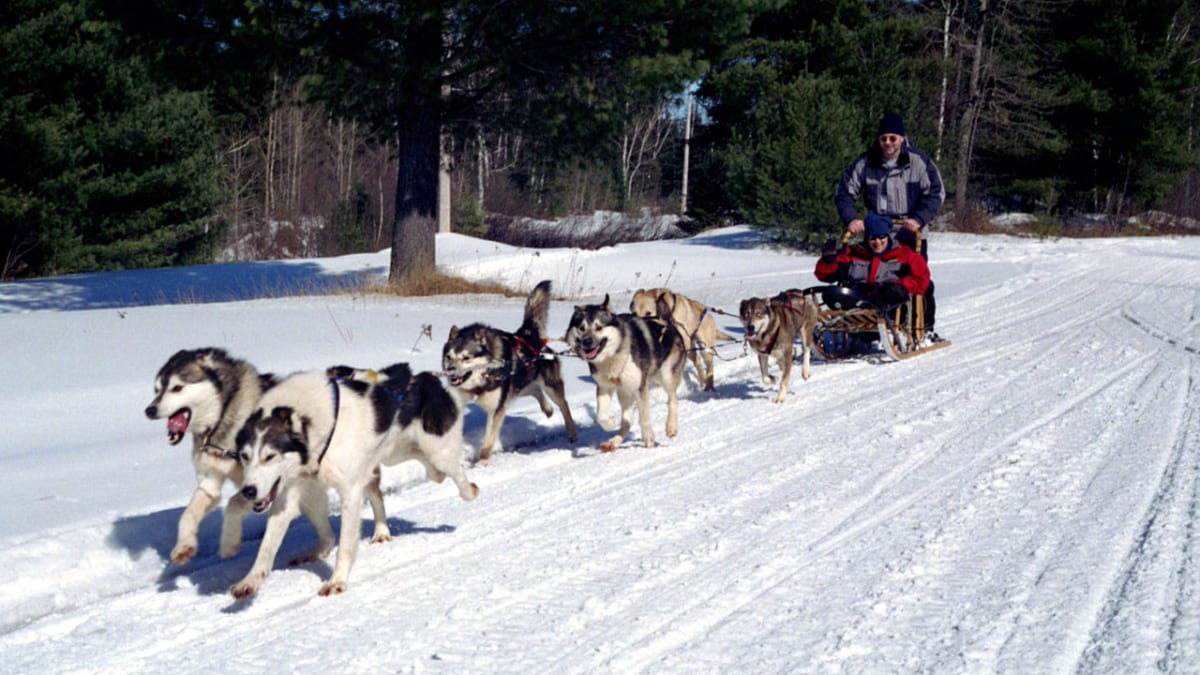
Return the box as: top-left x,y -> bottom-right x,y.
806,285 -> 950,361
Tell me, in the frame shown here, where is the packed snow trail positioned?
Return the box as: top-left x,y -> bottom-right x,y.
0,230 -> 1198,672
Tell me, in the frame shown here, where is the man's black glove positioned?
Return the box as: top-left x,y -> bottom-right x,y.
820,238 -> 838,263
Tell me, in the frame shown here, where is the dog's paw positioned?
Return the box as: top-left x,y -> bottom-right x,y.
763,375 -> 777,385
318,581 -> 347,597
461,483 -> 480,501
230,578 -> 261,601
666,422 -> 678,438
370,531 -> 393,545
600,437 -> 622,452
771,393 -> 787,404
170,542 -> 197,565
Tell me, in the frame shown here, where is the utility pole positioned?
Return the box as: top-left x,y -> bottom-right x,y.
681,86 -> 693,216
438,132 -> 451,233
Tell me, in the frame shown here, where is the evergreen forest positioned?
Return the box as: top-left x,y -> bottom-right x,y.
2,0 -> 1197,280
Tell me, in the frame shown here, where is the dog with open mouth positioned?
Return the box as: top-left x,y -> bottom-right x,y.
144,348 -> 279,565
231,363 -> 478,599
565,294 -> 687,451
442,279 -> 577,464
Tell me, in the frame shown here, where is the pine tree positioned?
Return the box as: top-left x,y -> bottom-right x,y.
699,0 -> 935,241
1052,0 -> 1200,215
0,0 -> 220,277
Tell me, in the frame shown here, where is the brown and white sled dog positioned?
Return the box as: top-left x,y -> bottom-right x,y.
442,279 -> 577,464
629,288 -> 737,391
738,289 -> 820,403
145,348 -> 278,565
566,295 -> 687,451
231,363 -> 478,599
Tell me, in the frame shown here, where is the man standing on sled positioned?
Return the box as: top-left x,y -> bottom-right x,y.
835,111 -> 945,342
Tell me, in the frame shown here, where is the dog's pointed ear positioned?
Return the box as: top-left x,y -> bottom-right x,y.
448,325 -> 459,339
601,294 -> 611,311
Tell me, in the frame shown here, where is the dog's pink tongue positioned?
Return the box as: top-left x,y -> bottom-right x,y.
168,412 -> 189,434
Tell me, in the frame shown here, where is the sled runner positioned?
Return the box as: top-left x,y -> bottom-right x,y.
807,284 -> 950,361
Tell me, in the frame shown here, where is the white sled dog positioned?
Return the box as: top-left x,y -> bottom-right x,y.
231,363 -> 478,599
566,294 -> 687,451
145,348 -> 278,565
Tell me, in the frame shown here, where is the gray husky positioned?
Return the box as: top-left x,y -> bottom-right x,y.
231,363 -> 478,599
565,295 -> 687,451
144,348 -> 278,565
442,279 -> 577,464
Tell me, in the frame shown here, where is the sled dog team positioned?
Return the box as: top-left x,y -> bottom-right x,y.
145,280 -> 815,599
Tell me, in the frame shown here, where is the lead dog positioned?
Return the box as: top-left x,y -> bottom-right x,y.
231,364 -> 478,599
443,279 -> 577,464
739,289 -> 820,403
566,295 -> 687,451
629,288 -> 736,391
145,348 -> 278,565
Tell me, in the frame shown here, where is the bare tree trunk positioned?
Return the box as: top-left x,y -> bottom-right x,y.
289,99 -> 303,217
263,76 -> 280,226
224,132 -> 258,259
954,0 -> 988,221
936,1 -> 956,163
345,120 -> 355,201
476,127 -> 487,210
376,138 -> 390,248
332,117 -> 358,201
616,100 -> 673,208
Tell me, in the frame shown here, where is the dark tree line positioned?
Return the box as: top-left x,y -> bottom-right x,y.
2,0 -> 1198,279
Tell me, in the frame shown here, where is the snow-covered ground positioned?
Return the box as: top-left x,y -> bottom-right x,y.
0,227 -> 1197,673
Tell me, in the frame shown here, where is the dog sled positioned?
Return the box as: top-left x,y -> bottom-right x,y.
807,283 -> 949,361
804,225 -> 951,362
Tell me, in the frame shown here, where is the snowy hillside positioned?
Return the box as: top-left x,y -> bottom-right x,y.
0,227 -> 1197,672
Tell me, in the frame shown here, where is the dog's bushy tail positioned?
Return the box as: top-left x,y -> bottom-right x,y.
522,279 -> 553,338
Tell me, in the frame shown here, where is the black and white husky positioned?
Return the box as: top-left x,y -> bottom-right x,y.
145,348 -> 278,565
565,295 -> 687,452
231,363 -> 478,599
442,279 -> 577,464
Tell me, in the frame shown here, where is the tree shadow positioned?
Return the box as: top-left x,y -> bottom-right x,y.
0,259 -> 383,313
675,227 -> 772,251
